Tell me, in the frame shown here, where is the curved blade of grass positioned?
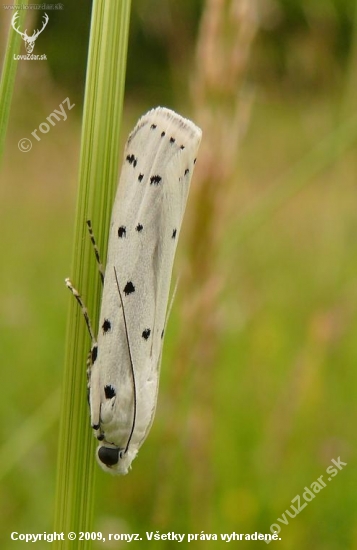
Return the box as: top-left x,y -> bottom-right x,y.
0,389 -> 60,481
53,1 -> 131,546
235,113 -> 357,244
0,2 -> 28,164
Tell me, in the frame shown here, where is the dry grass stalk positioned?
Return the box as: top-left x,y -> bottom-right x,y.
153,0 -> 259,530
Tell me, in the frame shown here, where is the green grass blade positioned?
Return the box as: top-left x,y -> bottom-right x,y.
53,1 -> 131,546
0,2 -> 29,163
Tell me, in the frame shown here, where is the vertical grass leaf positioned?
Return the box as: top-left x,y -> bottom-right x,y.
0,2 -> 29,164
54,1 -> 131,547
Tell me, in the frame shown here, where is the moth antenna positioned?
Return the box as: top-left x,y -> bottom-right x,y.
113,266 -> 137,454
166,275 -> 179,326
155,277 -> 179,366
86,220 -> 105,285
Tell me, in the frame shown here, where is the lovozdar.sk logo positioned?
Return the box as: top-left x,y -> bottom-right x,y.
11,11 -> 49,54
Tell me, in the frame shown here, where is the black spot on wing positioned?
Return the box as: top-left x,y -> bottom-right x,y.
118,226 -> 126,238
184,168 -> 189,176
126,154 -> 137,167
138,173 -> 144,182
161,131 -> 165,137
136,223 -> 143,232
142,328 -> 151,340
123,281 -> 135,295
102,319 -> 111,333
150,123 -> 157,129
161,329 -> 164,339
150,175 -> 162,186
97,434 -> 104,441
172,229 -> 177,239
91,345 -> 98,363
170,137 -> 175,144
104,384 -> 116,399
180,145 -> 185,149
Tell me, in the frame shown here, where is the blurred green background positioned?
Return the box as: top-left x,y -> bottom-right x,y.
1,0 -> 357,548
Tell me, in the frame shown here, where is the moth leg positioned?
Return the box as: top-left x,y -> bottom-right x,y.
86,350 -> 93,397
65,278 -> 98,358
86,220 -> 104,284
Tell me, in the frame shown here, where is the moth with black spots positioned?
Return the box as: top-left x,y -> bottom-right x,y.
67,107 -> 201,474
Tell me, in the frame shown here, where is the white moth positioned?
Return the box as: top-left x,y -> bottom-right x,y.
67,107 -> 202,475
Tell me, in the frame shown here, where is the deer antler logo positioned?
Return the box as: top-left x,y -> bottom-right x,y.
11,11 -> 49,54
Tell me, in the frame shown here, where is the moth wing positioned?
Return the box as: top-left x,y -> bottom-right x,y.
90,107 -> 201,472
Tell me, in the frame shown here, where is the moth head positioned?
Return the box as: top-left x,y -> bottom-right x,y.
96,443 -> 138,475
